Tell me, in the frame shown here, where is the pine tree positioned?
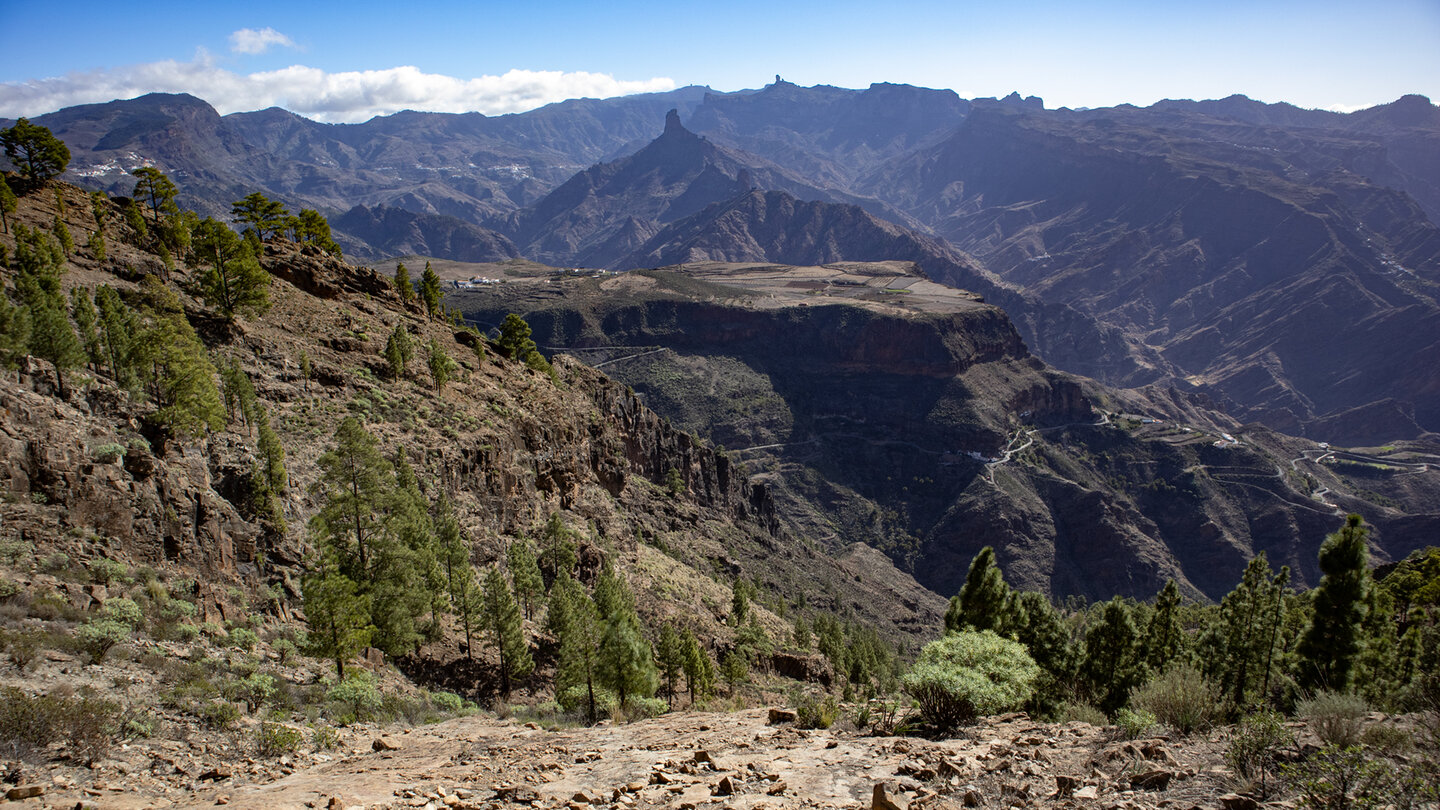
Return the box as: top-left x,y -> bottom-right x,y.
52,215 -> 73,257
394,262 -> 414,304
419,262 -> 442,319
592,567 -> 657,708
426,338 -> 457,392
1208,556 -> 1288,708
0,118 -> 70,183
381,449 -> 435,650
453,564 -> 484,662
252,402 -> 287,528
219,357 -> 258,431
593,565 -> 634,622
507,540 -> 544,619
1297,514 -> 1371,692
792,614 -> 812,650
540,512 -> 578,588
656,623 -> 685,707
94,285 -> 137,389
681,628 -> 715,701
482,566 -> 533,696
1143,580 -> 1184,672
600,614 -> 658,708
1009,590 -> 1077,714
0,175 -> 15,233
131,167 -> 178,227
946,546 -> 1012,633
552,572 -> 605,722
721,650 -> 748,694
0,285 -> 30,372
730,580 -> 750,626
193,218 -> 271,320
383,325 -> 412,379
1353,587 -> 1401,708
1079,597 -> 1142,713
298,350 -> 311,390
231,192 -> 289,241
312,416 -> 392,576
90,191 -> 107,228
435,492 -> 468,606
86,229 -> 105,261
131,278 -> 224,439
13,225 -> 84,396
302,550 -> 373,678
497,313 -> 538,361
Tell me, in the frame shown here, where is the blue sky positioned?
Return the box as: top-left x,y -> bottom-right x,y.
2,0 -> 1437,122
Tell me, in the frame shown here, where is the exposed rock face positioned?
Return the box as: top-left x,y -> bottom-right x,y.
332,205 -> 519,263
459,262 -> 1440,600
625,189 -> 1154,387
499,114 -> 910,269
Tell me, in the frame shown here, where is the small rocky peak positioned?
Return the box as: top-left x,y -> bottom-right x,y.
1000,91 -> 1045,110
664,108 -> 685,134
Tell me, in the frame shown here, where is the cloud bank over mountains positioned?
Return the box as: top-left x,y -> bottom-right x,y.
0,41 -> 677,124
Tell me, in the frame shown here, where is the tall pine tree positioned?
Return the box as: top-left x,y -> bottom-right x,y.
482,566 -> 533,696
1297,514 -> 1371,693
946,546 -> 1013,633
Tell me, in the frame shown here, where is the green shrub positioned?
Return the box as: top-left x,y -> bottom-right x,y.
1130,664 -> 1218,734
795,693 -> 840,729
121,710 -> 160,740
310,723 -> 341,751
256,721 -> 304,757
91,443 -> 126,464
1282,745 -> 1397,810
428,690 -> 474,716
622,695 -> 669,721
170,623 -> 200,642
272,638 -> 298,665
201,700 -> 241,730
0,687 -> 120,763
87,558 -> 128,585
100,597 -> 144,629
1227,709 -> 1294,798
27,591 -> 78,621
1058,703 -> 1108,726
0,538 -> 33,567
327,672 -> 382,721
232,672 -> 277,712
1358,723 -> 1412,755
76,619 -> 132,662
1298,692 -> 1368,748
901,630 -> 1039,732
228,627 -> 259,651
1113,707 -> 1158,740
157,598 -> 197,622
558,683 -> 617,719
3,628 -> 42,670
41,553 -> 72,574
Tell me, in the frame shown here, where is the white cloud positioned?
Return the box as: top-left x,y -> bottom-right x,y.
1323,102 -> 1374,114
0,56 -> 678,123
229,27 -> 297,55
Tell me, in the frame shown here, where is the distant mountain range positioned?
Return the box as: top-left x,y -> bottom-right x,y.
10,81 -> 1440,443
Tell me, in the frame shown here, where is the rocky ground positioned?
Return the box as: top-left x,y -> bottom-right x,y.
7,703 -> 1368,810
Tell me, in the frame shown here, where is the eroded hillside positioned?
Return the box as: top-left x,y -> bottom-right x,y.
452,260 -> 1440,601
0,179 -> 946,685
